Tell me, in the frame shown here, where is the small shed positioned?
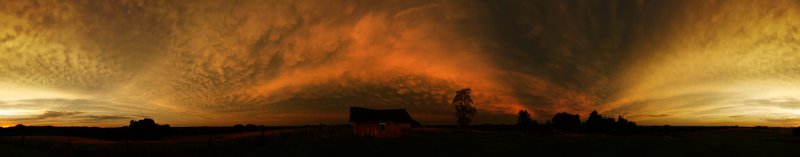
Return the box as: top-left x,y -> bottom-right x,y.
349,107 -> 415,138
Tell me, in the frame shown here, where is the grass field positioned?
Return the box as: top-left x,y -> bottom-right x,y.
1,126 -> 799,157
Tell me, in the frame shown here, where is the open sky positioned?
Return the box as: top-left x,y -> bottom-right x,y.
1,0 -> 800,127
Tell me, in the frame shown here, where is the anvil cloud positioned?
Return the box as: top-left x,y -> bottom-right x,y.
1,0 -> 800,127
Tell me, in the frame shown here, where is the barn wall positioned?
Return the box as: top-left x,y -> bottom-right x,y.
353,123 -> 411,138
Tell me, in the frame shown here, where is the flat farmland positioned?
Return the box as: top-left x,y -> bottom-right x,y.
1,127 -> 799,157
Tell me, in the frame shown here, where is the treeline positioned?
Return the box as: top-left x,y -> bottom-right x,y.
516,110 -> 639,134
0,124 -> 129,140
127,118 -> 171,139
0,118 -> 296,140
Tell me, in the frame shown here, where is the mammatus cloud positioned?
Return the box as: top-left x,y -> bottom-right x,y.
1,0 -> 800,126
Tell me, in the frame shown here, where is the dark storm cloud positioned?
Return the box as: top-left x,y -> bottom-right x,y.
437,0 -> 690,119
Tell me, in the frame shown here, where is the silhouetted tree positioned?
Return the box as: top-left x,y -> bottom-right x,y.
517,110 -> 537,130
616,115 -> 629,126
616,115 -> 637,132
585,111 -> 602,131
128,118 -> 170,140
552,112 -> 580,132
793,127 -> 800,136
584,110 -> 616,132
452,88 -> 477,126
129,118 -> 157,128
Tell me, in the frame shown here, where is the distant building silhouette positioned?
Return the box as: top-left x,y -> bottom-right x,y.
349,107 -> 416,138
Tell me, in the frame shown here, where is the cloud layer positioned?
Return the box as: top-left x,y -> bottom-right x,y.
2,0 -> 800,126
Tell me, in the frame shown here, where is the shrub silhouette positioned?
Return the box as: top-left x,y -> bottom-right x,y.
128,118 -> 170,140
552,112 -> 580,132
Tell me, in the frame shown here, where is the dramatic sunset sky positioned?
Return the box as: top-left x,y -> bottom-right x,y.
1,0 -> 800,127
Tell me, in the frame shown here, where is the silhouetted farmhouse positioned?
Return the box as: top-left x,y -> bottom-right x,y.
349,107 -> 415,138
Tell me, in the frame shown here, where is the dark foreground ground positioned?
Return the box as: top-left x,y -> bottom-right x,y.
1,126 -> 799,157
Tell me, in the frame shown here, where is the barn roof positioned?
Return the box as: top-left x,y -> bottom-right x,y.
349,107 -> 415,123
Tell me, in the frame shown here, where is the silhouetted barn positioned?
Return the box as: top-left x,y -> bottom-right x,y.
349,107 -> 415,138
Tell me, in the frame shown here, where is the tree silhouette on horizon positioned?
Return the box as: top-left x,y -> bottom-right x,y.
128,118 -> 170,140
582,110 -> 638,133
585,110 -> 615,132
452,88 -> 477,126
517,109 -> 537,130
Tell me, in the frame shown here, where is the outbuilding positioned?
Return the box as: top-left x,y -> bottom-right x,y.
349,107 -> 416,138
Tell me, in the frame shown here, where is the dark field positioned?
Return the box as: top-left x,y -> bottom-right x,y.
1,126 -> 800,157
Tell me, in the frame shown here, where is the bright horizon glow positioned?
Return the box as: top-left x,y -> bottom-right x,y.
0,109 -> 39,116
